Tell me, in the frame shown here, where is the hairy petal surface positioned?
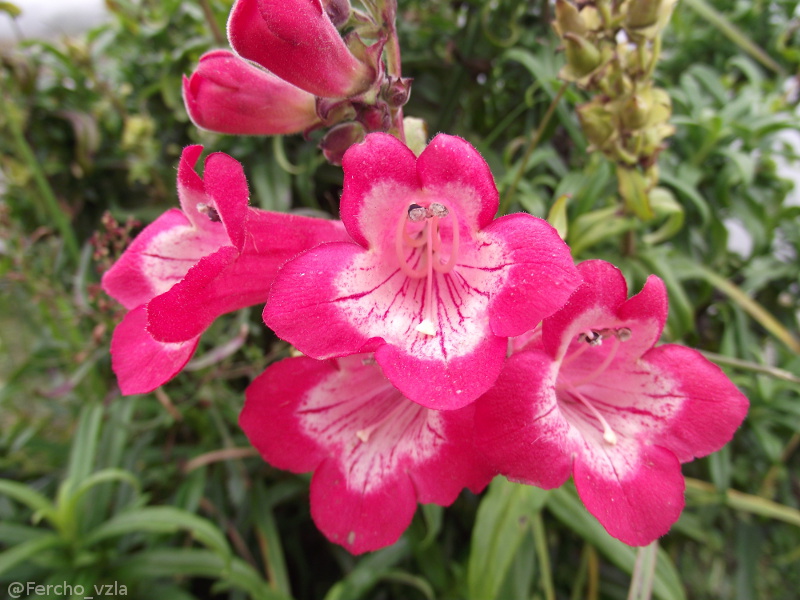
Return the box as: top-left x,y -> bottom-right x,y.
241,355 -> 492,554
183,50 -> 320,136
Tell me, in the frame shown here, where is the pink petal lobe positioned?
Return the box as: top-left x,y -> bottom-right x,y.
177,145 -> 210,229
416,134 -> 499,230
474,351 -> 573,489
202,152 -> 250,251
241,354 -> 492,554
150,211 -> 349,343
483,213 -> 581,337
375,336 -> 507,410
542,260 -> 665,362
645,344 -> 749,462
339,132 -> 419,248
228,0 -> 375,98
264,242 -> 376,358
183,50 -> 319,135
573,442 -> 685,546
146,246 -> 240,343
110,306 -> 199,395
101,209 -> 192,309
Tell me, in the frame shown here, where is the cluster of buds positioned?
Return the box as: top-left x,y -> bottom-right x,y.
183,0 -> 412,164
553,0 -> 677,219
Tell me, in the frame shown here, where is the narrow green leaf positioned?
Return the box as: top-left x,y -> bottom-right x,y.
0,479 -> 57,523
467,477 -> 548,600
681,0 -> 785,75
324,539 -> 410,600
0,533 -> 61,575
113,548 -> 287,600
547,194 -> 570,241
85,507 -> 231,558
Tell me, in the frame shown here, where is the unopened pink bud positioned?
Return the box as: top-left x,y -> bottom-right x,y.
228,0 -> 378,98
183,50 -> 320,135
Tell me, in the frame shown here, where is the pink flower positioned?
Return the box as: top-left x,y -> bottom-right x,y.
474,260 -> 749,546
240,353 -> 494,554
228,0 -> 380,99
263,133 -> 580,410
183,50 -> 320,135
102,145 -> 348,395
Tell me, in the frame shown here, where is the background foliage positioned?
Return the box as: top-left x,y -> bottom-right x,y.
1,0 -> 799,598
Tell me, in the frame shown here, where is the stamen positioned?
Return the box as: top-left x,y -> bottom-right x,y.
408,204 -> 426,222
565,336 -> 621,388
561,383 -> 618,445
416,216 -> 436,336
395,207 -> 427,279
196,202 -> 221,222
428,202 -> 449,218
393,201 -> 461,337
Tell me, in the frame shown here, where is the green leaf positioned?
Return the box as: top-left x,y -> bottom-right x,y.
547,194 -> 570,240
324,540 -> 410,600
0,479 -> 57,523
113,549 -> 287,600
0,533 -> 61,576
547,486 -> 686,600
84,507 -> 231,558
467,478 -> 548,600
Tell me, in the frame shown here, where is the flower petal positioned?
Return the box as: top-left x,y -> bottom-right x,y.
483,213 -> 581,337
241,354 -> 492,554
183,50 -> 320,136
416,134 -> 499,230
542,260 -> 666,362
110,306 -> 199,395
573,441 -> 685,546
474,351 -> 573,489
339,132 -> 419,248
150,212 -> 348,343
645,344 -> 749,462
101,208 -> 227,310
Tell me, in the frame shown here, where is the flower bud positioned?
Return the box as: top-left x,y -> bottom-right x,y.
319,121 -> 366,165
553,0 -> 587,37
619,92 -> 652,130
577,99 -> 616,150
323,0 -> 350,28
562,32 -> 602,80
182,50 -> 320,135
228,0 -> 378,98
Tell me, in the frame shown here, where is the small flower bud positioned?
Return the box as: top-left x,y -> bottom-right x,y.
320,121 -> 366,165
562,32 -> 602,80
553,0 -> 587,37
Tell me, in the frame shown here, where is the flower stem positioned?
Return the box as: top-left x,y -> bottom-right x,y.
500,81 -> 569,216
2,92 -> 80,262
198,0 -> 226,45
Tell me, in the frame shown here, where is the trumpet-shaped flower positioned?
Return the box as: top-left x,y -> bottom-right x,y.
264,133 -> 580,410
102,145 -> 347,395
474,260 -> 749,546
240,354 -> 494,554
182,50 -> 320,135
228,0 -> 380,99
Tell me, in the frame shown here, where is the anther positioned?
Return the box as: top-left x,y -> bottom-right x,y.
428,203 -> 449,218
578,330 -> 603,346
616,327 -> 632,341
407,204 -> 427,222
197,203 -> 221,222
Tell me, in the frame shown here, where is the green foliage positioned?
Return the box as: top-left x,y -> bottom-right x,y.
1,0 -> 799,599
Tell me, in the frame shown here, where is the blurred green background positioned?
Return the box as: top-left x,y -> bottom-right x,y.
1,0 -> 799,598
